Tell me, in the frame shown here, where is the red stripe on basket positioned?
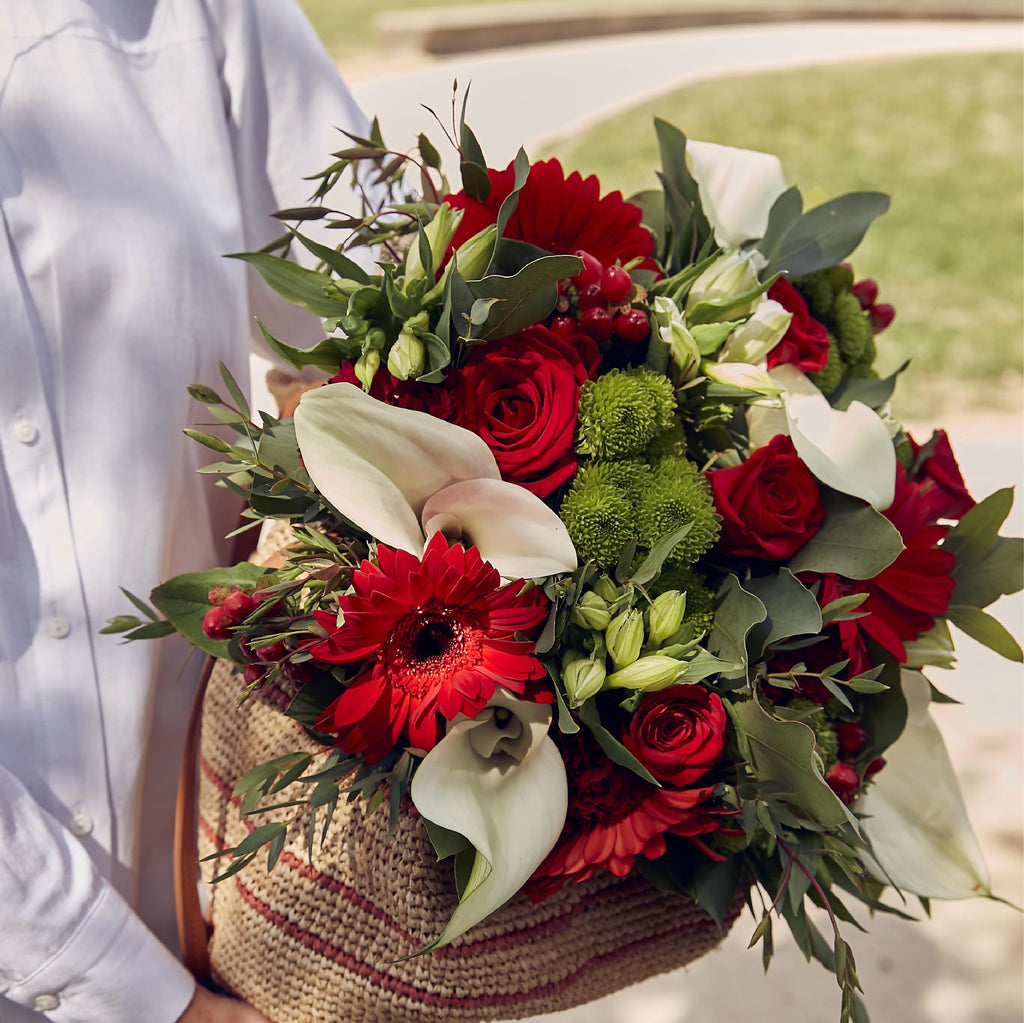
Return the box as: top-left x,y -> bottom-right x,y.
233,875 -> 730,1011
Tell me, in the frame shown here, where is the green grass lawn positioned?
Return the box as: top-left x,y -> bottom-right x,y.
539,51 -> 1023,423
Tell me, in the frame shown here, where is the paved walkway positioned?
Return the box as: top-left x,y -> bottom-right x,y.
346,21 -> 1024,1023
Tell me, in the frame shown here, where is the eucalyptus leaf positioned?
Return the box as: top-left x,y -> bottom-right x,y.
708,574 -> 767,669
732,698 -> 854,829
289,230 -> 371,284
743,569 -> 823,655
228,252 -> 350,319
775,192 -> 890,278
786,490 -> 904,580
946,605 -> 1024,661
470,255 -> 581,340
756,185 -> 803,269
577,699 -> 659,785
830,362 -> 909,411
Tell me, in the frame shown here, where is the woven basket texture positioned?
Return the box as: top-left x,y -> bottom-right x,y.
195,523 -> 741,1022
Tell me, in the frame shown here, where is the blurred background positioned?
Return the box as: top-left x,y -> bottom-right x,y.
295,4 -> 1022,1020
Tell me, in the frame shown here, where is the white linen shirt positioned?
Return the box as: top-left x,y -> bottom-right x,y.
0,2 -> 368,1020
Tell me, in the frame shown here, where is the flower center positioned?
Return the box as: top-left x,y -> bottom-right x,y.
382,603 -> 482,697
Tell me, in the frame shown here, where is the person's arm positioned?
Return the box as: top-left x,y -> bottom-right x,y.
0,766 -> 196,1022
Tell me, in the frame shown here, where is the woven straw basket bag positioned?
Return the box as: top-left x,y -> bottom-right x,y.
174,527 -> 744,1023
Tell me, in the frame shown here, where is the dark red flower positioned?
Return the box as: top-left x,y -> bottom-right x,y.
804,465 -> 956,673
458,324 -> 598,498
330,363 -> 463,422
708,434 -> 826,561
443,159 -> 658,275
766,277 -> 831,374
309,534 -> 550,763
526,730 -> 730,901
623,687 -> 727,787
906,429 -> 975,523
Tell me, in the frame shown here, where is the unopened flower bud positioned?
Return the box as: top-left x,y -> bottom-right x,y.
387,330 -> 425,380
701,359 -> 783,397
685,251 -> 760,319
717,298 -> 792,364
652,296 -> 700,380
572,591 -> 611,631
591,575 -> 618,603
562,657 -> 607,706
647,590 -> 686,646
354,349 -> 381,391
605,654 -> 687,691
605,608 -> 643,670
404,203 -> 464,281
451,223 -> 497,281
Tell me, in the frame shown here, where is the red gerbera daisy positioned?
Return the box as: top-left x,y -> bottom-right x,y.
309,533 -> 550,763
526,731 -> 730,902
443,159 -> 659,275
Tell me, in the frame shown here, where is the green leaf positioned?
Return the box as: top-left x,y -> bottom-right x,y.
686,274 -> 778,327
944,488 -> 1023,607
187,383 -> 223,405
775,192 -> 890,278
492,148 -> 530,258
692,855 -> 742,929
830,361 -> 908,411
470,255 -> 581,340
290,230 -> 371,284
150,563 -> 264,657
627,523 -> 693,586
423,818 -> 474,861
676,648 -> 741,685
183,429 -> 234,455
756,185 -> 803,269
418,132 -> 442,170
219,362 -> 251,421
946,604 -> 1023,661
654,118 -> 711,252
123,621 -> 177,641
732,698 -> 854,829
743,570 -> 823,657
691,321 -> 741,356
228,252 -> 349,319
708,574 -> 767,670
99,615 -> 145,634
786,490 -> 904,580
577,699 -> 659,785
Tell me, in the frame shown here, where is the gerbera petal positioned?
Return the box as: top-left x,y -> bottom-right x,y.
294,382 -> 500,553
857,670 -> 990,899
421,478 -> 578,579
410,690 -> 568,949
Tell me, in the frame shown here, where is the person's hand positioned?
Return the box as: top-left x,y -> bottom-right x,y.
177,983 -> 272,1022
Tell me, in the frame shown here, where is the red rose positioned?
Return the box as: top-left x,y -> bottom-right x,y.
623,686 -> 727,787
907,429 -> 975,523
766,277 -> 830,374
708,434 -> 826,561
458,325 -> 595,498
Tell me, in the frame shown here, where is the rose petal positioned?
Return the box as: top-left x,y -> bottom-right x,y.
421,478 -> 577,579
687,139 -> 788,249
293,382 -> 499,553
411,689 -> 568,948
857,670 -> 991,899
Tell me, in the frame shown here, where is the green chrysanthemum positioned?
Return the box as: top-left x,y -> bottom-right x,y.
636,460 -> 720,567
576,368 -> 677,460
559,480 -> 634,567
808,336 -> 844,395
833,291 -> 873,364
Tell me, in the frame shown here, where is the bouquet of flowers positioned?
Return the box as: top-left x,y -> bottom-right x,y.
109,99 -> 1023,1022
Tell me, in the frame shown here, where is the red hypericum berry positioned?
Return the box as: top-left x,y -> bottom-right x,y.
258,640 -> 287,662
285,661 -> 317,686
826,763 -> 861,804
850,279 -> 879,309
601,265 -> 633,304
869,303 -> 895,333
835,722 -> 869,755
570,250 -> 604,290
201,606 -> 231,641
613,308 -> 651,345
221,589 -> 257,626
577,283 -> 606,312
579,307 -> 614,343
206,586 -> 231,607
549,314 -> 578,339
864,756 -> 887,778
242,663 -> 265,686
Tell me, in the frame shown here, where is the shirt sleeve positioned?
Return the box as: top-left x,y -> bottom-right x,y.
210,0 -> 374,354
0,766 -> 196,1023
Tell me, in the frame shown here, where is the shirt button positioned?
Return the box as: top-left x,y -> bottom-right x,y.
46,617 -> 70,639
13,417 -> 38,445
32,993 -> 60,1011
69,811 -> 93,837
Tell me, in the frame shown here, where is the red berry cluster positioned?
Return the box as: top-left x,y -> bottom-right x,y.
550,249 -> 651,346
850,277 -> 895,334
825,721 -> 886,804
202,586 -> 294,688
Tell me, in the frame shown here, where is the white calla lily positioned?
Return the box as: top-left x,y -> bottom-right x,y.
746,364 -> 896,510
686,138 -> 788,250
410,688 -> 568,949
293,382 -> 577,579
858,670 -> 991,900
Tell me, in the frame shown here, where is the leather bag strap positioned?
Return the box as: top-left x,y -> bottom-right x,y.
174,653 -> 216,981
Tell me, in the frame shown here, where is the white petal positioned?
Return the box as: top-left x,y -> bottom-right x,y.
857,670 -> 990,900
421,478 -> 577,579
293,382 -> 499,553
410,690 -> 568,948
687,139 -> 788,249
